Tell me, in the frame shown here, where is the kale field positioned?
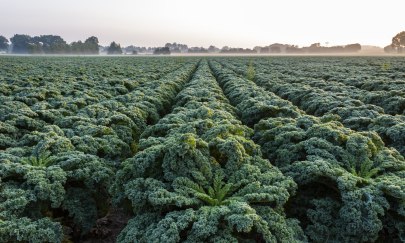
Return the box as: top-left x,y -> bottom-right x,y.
1,56 -> 405,243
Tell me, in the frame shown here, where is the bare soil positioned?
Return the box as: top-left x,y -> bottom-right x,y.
80,208 -> 131,243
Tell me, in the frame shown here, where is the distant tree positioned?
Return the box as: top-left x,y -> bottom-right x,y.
107,41 -> 123,54
10,34 -> 32,53
188,47 -> 208,53
0,36 -> 9,51
253,46 -> 262,53
391,31 -> 405,53
286,45 -> 303,53
165,42 -> 174,50
259,47 -> 270,53
220,48 -> 256,54
70,41 -> 85,54
153,47 -> 170,55
178,44 -> 188,53
221,46 -> 230,52
69,37 -> 99,54
269,46 -> 281,53
310,43 -> 321,48
307,43 -> 323,53
9,34 -> 100,54
124,45 -> 133,54
124,45 -> 140,54
344,43 -> 361,52
208,45 -> 219,53
84,36 -> 99,54
10,34 -> 57,54
33,35 -> 69,54
164,42 -> 188,53
27,42 -> 43,54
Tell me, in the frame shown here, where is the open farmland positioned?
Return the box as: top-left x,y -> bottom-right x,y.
0,56 -> 404,242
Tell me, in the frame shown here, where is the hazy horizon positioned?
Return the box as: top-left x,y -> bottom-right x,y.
1,0 -> 404,48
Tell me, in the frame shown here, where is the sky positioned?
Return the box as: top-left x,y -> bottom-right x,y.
1,0 -> 404,48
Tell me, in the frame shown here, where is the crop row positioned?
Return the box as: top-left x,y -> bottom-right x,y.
0,62 -> 197,242
252,59 -> 405,115
219,60 -> 405,158
0,57 -> 188,154
112,61 -> 306,242
252,57 -> 405,92
209,60 -> 405,242
0,57 -> 187,106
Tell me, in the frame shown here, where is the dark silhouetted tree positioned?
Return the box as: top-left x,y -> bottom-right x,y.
221,46 -> 230,52
33,35 -> 69,54
0,36 -> 9,51
153,47 -> 170,55
270,46 -> 281,53
10,34 -> 99,54
164,42 -> 188,53
70,41 -> 85,54
391,31 -> 405,53
69,36 -> 99,54
344,43 -> 361,52
107,41 -> 123,54
208,45 -> 219,53
84,36 -> 99,54
10,34 -> 32,53
259,47 -> 270,53
188,47 -> 208,53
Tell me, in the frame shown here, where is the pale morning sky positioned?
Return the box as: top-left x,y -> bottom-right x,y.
1,0 -> 404,48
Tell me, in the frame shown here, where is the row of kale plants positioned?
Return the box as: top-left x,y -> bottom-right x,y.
252,58 -> 405,115
209,60 -> 405,242
112,61 -> 307,242
0,57 -> 186,157
250,56 -> 405,92
219,59 -> 405,158
0,60 -> 197,242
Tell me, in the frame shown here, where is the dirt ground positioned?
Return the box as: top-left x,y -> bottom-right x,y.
80,208 -> 131,243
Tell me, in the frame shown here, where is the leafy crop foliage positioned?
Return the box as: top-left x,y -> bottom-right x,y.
0,56 -> 197,242
246,61 -> 256,81
218,57 -> 405,157
113,62 -> 306,242
210,59 -> 405,242
21,151 -> 56,167
1,56 -> 405,242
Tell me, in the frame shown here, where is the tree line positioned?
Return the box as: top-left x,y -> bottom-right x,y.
1,31 -> 404,55
384,31 -> 405,53
0,34 -> 99,54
